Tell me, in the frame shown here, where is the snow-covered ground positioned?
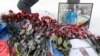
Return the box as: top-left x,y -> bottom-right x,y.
70,39 -> 98,56
0,0 -> 100,36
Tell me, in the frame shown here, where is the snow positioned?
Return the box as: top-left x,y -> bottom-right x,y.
70,39 -> 98,56
0,0 -> 100,36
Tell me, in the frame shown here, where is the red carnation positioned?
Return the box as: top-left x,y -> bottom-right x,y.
21,10 -> 28,14
9,10 -> 13,14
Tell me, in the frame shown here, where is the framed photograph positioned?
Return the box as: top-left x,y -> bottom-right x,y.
58,3 -> 93,28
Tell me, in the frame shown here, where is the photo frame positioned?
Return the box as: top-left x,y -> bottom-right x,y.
58,3 -> 93,28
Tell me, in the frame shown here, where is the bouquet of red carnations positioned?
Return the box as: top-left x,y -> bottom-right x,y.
0,10 -> 99,56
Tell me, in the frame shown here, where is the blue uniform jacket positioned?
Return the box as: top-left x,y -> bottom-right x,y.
64,11 -> 77,24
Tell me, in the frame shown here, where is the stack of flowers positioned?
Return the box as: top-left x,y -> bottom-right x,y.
0,10 -> 99,56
